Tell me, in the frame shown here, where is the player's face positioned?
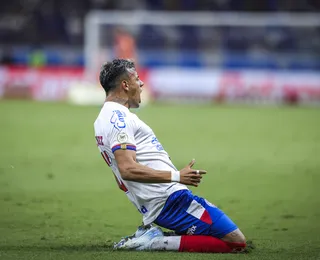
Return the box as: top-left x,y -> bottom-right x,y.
126,69 -> 144,108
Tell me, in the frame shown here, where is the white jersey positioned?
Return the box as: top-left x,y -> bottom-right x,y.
94,102 -> 188,224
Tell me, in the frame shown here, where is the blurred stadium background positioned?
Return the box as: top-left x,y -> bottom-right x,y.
0,0 -> 319,105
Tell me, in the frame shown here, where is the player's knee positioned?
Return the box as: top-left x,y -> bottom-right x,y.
221,229 -> 246,244
222,230 -> 246,253
227,241 -> 246,253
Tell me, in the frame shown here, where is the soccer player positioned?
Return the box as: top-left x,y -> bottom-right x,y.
94,59 -> 246,253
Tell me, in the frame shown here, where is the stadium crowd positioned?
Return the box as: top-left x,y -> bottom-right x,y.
0,0 -> 319,68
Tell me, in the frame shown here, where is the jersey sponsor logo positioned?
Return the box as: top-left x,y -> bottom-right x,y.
117,132 -> 128,143
139,205 -> 148,214
110,110 -> 126,130
187,225 -> 197,235
151,136 -> 164,151
151,136 -> 159,145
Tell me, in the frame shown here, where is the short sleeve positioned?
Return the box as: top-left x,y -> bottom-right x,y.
108,110 -> 137,154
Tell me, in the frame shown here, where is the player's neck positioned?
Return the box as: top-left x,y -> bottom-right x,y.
105,94 -> 129,108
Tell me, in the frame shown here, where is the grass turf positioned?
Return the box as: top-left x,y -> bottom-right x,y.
0,100 -> 320,260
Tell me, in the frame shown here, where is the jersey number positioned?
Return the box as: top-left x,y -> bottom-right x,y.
101,150 -> 128,192
95,136 -> 104,146
101,151 -> 111,166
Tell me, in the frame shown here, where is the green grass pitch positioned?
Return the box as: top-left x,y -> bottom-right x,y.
0,100 -> 320,260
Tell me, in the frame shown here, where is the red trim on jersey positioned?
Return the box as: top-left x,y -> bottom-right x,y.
101,151 -> 111,166
113,174 -> 128,192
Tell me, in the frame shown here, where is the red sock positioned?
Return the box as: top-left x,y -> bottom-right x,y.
179,235 -> 246,253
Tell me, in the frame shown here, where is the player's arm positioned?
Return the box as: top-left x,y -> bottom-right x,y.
114,148 -> 206,187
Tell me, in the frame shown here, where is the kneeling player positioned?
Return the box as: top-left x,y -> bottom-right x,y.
114,185 -> 246,253
94,59 -> 246,253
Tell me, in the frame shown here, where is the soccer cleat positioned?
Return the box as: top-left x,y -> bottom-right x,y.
134,224 -> 154,237
163,230 -> 178,236
113,225 -> 164,250
113,224 -> 153,249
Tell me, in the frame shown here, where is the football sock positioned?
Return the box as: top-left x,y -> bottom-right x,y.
179,235 -> 246,253
150,236 -> 181,251
149,235 -> 246,253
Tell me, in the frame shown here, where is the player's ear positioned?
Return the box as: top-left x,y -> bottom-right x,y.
121,80 -> 129,91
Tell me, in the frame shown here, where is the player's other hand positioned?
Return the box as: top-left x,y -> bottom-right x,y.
179,159 -> 207,187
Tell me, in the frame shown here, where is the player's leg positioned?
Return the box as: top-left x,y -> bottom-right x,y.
153,189 -> 246,253
220,228 -> 247,252
221,228 -> 246,243
114,190 -> 246,253
114,228 -> 246,252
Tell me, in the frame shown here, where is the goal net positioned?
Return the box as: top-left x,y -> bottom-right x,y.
83,11 -> 320,105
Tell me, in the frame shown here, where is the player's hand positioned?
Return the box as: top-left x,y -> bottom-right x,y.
179,159 -> 207,187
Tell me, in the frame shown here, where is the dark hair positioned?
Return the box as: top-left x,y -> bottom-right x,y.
99,59 -> 135,94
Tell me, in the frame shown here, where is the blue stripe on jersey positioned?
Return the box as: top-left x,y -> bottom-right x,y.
112,144 -> 136,153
